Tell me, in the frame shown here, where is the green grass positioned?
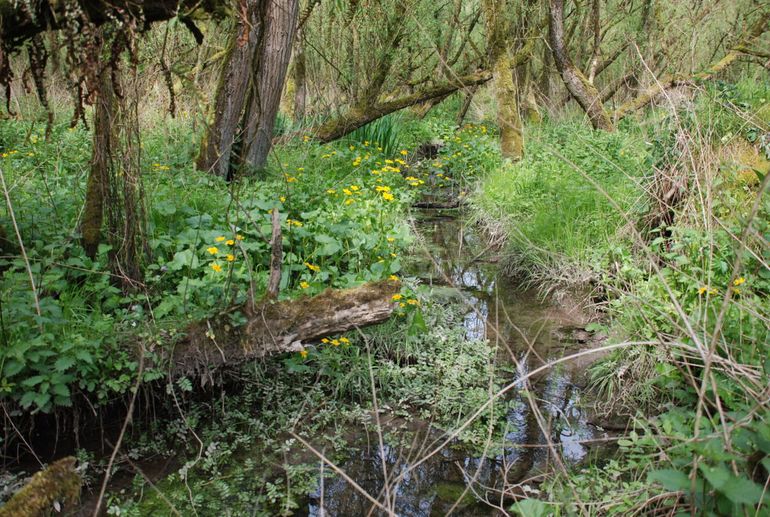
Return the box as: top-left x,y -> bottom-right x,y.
475,120 -> 648,280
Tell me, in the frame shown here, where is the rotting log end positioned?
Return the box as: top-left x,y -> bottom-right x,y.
0,457 -> 80,517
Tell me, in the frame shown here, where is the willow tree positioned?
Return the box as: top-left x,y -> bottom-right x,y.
482,0 -> 523,161
294,0 -> 491,142
197,0 -> 299,178
548,0 -> 614,131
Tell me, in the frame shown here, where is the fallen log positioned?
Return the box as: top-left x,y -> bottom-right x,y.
164,280 -> 400,380
0,457 -> 80,517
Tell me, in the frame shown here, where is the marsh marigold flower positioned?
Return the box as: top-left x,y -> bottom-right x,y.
207,246 -> 219,255
210,263 -> 222,272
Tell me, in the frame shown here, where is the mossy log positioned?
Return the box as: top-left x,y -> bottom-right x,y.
165,280 -> 400,380
311,71 -> 492,143
0,457 -> 80,517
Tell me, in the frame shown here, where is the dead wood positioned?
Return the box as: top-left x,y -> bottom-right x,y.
163,280 -> 400,381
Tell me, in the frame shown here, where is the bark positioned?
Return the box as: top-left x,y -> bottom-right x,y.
548,0 -> 614,131
81,69 -> 112,259
80,42 -> 145,289
293,27 -> 307,121
0,0 -> 226,49
165,280 -> 400,380
456,85 -> 478,126
198,0 -> 299,177
266,208 -> 282,298
483,0 -> 523,161
0,457 -> 80,517
196,1 -> 263,178
242,0 -> 300,170
311,71 -> 492,143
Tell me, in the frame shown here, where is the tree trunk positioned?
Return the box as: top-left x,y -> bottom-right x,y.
456,85 -> 478,126
293,26 -> 307,121
483,0 -> 524,161
80,54 -> 145,289
242,0 -> 300,170
81,70 -> 112,259
196,1 -> 263,178
548,0 -> 614,131
197,0 -> 299,177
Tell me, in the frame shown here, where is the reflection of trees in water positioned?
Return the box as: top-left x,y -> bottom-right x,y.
306,217 -> 595,515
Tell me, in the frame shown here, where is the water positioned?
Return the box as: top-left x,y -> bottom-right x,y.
303,210 -> 612,516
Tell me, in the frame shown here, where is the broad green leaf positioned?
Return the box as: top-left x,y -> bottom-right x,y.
648,469 -> 690,492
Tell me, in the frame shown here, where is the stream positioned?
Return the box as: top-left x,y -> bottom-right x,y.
303,208 -> 612,516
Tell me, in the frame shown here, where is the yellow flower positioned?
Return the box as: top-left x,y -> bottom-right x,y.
207,246 -> 219,255
698,286 -> 708,295
345,198 -> 354,205
349,185 -> 360,191
410,182 -> 420,187
376,186 -> 391,192
300,281 -> 310,289
407,299 -> 419,305
733,277 -> 746,286
226,254 -> 235,262
321,338 -> 329,343
382,192 -> 394,201
399,302 -> 406,308
286,176 -> 297,183
339,337 -> 350,344
400,150 -> 408,156
709,288 -> 719,295
305,262 -> 320,272
297,167 -> 305,172
385,159 -> 394,164
215,236 -> 226,242
236,234 -> 244,241
343,188 -> 353,196
349,145 -> 355,151
387,237 -> 395,242
732,287 -> 741,295
327,189 -> 337,194
389,275 -> 399,281
226,239 -> 235,246
210,263 -> 222,272
299,349 -> 308,359
331,339 -> 340,346
392,294 -> 402,301
280,196 -> 286,202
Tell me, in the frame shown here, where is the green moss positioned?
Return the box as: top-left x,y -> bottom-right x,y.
0,457 -> 80,517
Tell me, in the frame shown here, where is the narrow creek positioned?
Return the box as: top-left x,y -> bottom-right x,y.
302,208 -> 613,516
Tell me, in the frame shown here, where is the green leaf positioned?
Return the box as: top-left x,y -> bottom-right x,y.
699,464 -> 730,490
721,476 -> 764,505
55,356 -> 76,372
169,249 -> 198,271
648,469 -> 690,492
510,499 -> 551,517
3,360 -> 24,377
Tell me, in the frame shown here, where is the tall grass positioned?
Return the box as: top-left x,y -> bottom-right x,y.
346,114 -> 403,156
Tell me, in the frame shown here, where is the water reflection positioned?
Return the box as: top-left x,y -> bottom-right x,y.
303,214 -> 605,516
